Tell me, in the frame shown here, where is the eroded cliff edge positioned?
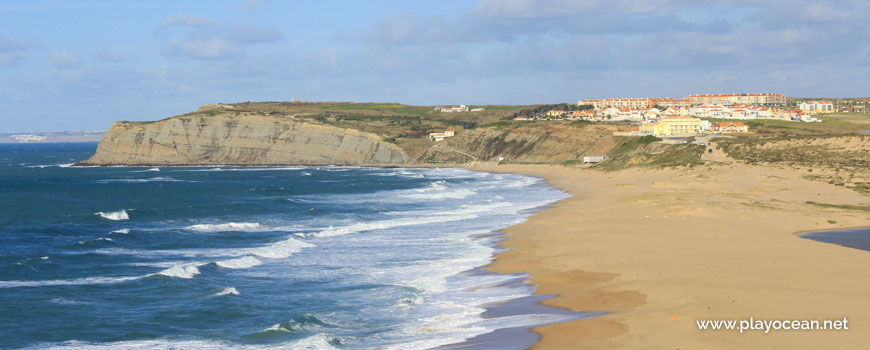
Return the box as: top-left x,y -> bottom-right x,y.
78,113 -> 410,166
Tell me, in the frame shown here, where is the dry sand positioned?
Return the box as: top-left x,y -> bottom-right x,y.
469,161 -> 870,349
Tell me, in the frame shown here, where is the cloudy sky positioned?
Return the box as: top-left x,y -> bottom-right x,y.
1,0 -> 868,132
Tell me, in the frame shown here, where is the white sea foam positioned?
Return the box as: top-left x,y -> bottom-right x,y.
95,210 -> 129,221
77,237 -> 115,245
262,323 -> 290,333
289,333 -> 340,350
31,338 -> 337,350
97,177 -> 184,183
310,213 -> 478,238
185,222 -> 262,232
248,238 -> 314,259
0,275 -> 142,289
94,237 -> 314,260
147,167 -> 160,172
214,256 -> 263,269
185,166 -> 307,172
214,287 -> 241,296
110,228 -> 131,234
157,264 -> 201,279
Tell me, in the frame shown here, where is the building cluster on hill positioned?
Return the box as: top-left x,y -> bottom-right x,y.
562,93 -> 826,126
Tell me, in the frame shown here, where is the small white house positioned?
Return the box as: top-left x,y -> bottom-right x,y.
583,155 -> 608,163
429,129 -> 456,142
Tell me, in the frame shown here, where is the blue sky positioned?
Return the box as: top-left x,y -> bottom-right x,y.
1,0 -> 868,132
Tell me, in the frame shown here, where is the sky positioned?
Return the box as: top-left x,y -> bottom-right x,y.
1,0 -> 868,132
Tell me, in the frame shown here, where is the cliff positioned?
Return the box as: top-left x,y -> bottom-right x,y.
79,113 -> 410,166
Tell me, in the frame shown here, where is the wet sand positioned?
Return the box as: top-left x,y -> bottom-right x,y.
469,162 -> 870,349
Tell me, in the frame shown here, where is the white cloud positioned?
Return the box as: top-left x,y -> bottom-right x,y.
161,14 -> 213,28
48,51 -> 81,68
164,37 -> 243,60
158,14 -> 283,61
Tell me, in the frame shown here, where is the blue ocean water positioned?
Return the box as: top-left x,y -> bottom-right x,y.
0,143 -> 574,349
802,228 -> 870,252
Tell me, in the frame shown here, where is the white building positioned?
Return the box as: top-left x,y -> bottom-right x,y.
429,129 -> 456,142
438,105 -> 469,113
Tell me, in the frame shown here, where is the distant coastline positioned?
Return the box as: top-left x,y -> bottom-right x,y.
0,131 -> 105,144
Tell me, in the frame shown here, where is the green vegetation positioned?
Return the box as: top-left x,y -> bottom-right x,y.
594,136 -> 703,170
806,201 -> 870,212
507,103 -> 593,120
182,101 -> 529,142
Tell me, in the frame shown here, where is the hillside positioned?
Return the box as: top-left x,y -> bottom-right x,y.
80,102 -> 630,166
79,101 -> 870,192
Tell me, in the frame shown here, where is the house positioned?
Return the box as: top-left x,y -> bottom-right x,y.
578,99 -> 603,109
799,101 -> 835,114
429,129 -> 457,142
547,110 -> 566,118
470,108 -> 486,112
429,132 -> 447,142
685,93 -> 787,106
567,110 -> 596,120
513,116 -> 530,121
712,122 -> 749,133
583,155 -> 608,163
640,116 -> 702,137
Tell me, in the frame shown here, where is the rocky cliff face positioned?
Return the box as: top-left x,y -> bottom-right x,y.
80,114 -> 410,166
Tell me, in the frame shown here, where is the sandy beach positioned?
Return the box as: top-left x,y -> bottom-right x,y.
470,161 -> 870,349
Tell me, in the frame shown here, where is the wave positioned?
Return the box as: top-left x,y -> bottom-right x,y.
95,210 -> 129,221
0,275 -> 142,289
214,287 -> 240,296
214,256 -> 262,269
96,177 -> 185,183
253,315 -> 330,337
27,163 -> 75,168
247,238 -> 314,259
185,222 -> 262,232
110,228 -> 131,234
77,237 -> 115,246
30,337 -> 339,350
309,213 -> 478,238
94,236 -> 314,260
184,166 -> 307,172
156,264 -> 200,279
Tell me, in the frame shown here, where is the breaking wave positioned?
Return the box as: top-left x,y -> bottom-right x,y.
95,210 -> 129,221
185,222 -> 262,232
156,264 -> 201,279
214,287 -> 240,296
214,256 -> 263,269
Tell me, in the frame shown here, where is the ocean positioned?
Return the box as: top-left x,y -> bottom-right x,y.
0,143 -> 583,349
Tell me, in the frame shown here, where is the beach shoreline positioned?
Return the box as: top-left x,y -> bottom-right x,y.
467,162 -> 870,349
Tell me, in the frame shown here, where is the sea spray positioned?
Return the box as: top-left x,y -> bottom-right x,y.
95,210 -> 129,220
